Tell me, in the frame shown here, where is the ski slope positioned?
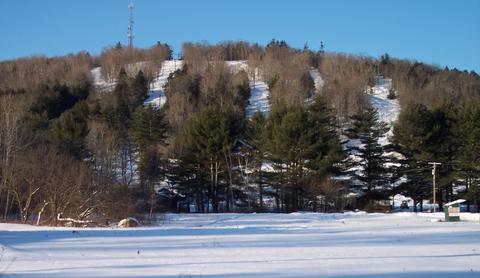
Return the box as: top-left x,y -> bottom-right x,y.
144,60 -> 183,108
1,212 -> 479,277
226,61 -> 271,118
90,67 -> 116,93
303,68 -> 324,104
92,61 -> 323,117
341,77 -> 402,187
367,79 -> 401,146
246,78 -> 270,118
309,68 -> 324,94
90,60 -> 183,108
239,65 -> 324,118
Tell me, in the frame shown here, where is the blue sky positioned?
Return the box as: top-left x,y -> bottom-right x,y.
1,0 -> 479,72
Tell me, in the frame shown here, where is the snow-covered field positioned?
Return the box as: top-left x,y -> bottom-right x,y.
1,212 -> 479,277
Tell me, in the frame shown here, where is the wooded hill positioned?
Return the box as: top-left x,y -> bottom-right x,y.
1,40 -> 479,225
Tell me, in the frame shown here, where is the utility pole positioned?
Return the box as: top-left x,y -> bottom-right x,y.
127,0 -> 134,48
428,162 -> 442,213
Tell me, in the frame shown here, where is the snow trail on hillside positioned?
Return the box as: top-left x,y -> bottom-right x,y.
339,78 -> 402,187
92,62 -> 325,119
144,60 -> 183,108
90,67 -> 116,93
226,61 -> 271,118
303,68 -> 324,104
90,60 -> 183,108
367,82 -> 401,146
309,68 -> 324,94
246,79 -> 270,118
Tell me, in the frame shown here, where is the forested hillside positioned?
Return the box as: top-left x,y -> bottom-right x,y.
1,40 -> 479,225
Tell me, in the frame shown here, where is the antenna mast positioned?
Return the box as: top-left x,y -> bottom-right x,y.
127,0 -> 134,48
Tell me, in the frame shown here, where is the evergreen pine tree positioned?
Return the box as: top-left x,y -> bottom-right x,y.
456,101 -> 480,211
130,105 -> 168,217
307,96 -> 344,176
393,103 -> 435,211
263,100 -> 343,211
130,106 -> 168,152
112,68 -> 131,134
51,101 -> 89,158
346,105 -> 389,203
181,106 -> 243,212
246,112 -> 266,151
245,111 -> 267,210
130,70 -> 149,110
139,146 -> 163,218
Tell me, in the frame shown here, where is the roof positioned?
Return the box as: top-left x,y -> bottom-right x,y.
444,199 -> 466,206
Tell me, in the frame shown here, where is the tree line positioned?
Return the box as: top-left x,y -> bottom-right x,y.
1,40 -> 479,226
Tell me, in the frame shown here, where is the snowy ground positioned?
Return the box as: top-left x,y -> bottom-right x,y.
1,212 -> 479,277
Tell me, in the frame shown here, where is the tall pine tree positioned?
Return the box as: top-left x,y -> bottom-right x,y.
130,106 -> 168,152
263,99 -> 343,211
181,105 -> 243,212
51,101 -> 89,158
345,105 -> 390,204
393,103 -> 436,211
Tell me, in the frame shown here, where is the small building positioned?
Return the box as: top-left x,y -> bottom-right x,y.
443,199 -> 466,222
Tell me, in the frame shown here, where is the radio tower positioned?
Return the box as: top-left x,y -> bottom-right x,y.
127,0 -> 134,48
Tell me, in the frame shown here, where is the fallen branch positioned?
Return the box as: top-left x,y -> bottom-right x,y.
57,213 -> 94,224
